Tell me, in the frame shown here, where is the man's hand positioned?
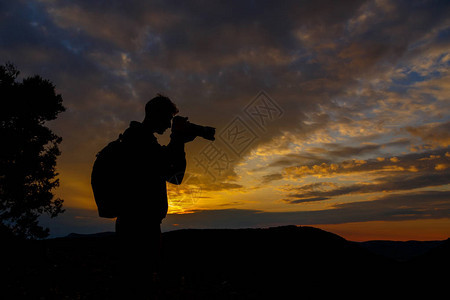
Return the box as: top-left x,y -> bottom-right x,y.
171,116 -> 196,143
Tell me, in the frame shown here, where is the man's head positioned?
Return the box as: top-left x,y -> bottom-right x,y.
144,94 -> 179,134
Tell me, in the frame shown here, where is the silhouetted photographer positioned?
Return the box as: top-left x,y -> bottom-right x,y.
111,94 -> 214,297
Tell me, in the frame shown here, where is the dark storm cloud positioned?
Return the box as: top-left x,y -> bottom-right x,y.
4,1 -> 449,152
36,0 -> 448,126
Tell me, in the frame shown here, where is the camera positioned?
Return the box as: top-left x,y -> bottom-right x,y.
172,116 -> 215,141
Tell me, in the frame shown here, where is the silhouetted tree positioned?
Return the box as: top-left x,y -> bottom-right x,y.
0,63 -> 65,239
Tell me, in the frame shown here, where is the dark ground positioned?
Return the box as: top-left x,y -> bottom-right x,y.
2,225 -> 449,299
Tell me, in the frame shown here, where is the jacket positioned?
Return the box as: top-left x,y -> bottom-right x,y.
119,121 -> 186,222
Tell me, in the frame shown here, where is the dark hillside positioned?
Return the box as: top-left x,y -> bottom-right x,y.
403,238 -> 450,290
357,240 -> 444,261
1,226 -> 447,299
161,226 -> 396,298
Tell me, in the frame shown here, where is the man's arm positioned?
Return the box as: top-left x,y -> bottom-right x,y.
162,138 -> 186,185
162,116 -> 197,184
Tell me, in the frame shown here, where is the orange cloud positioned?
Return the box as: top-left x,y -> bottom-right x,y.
435,164 -> 449,171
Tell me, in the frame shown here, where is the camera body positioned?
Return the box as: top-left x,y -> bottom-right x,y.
172,116 -> 215,141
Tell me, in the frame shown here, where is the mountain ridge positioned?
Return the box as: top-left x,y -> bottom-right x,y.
62,225 -> 448,262
4,225 -> 448,298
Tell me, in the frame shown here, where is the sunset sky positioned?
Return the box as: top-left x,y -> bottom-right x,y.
2,0 -> 449,241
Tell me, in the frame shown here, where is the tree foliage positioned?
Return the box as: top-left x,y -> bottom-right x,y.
0,63 -> 65,239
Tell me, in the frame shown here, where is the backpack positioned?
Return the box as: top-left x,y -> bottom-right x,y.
91,134 -> 128,218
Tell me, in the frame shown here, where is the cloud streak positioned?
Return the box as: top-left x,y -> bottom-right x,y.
280,148 -> 450,203
283,148 -> 450,179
